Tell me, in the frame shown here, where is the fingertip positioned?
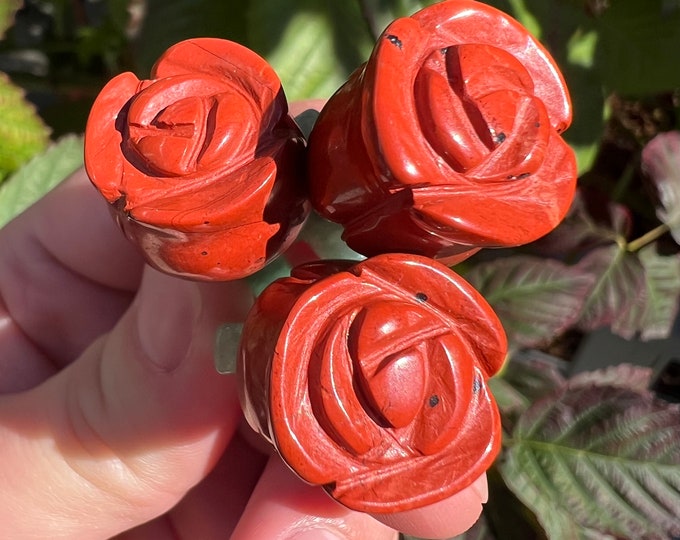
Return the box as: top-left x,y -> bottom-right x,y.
231,456 -> 398,540
370,474 -> 489,539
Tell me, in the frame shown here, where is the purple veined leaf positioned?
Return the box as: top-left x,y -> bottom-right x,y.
574,243 -> 647,338
529,188 -> 631,261
568,363 -> 654,393
466,255 -> 595,349
642,131 -> 680,245
490,351 -> 568,433
617,244 -> 680,341
501,383 -> 680,539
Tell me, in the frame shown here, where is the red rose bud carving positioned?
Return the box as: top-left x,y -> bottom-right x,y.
237,253 -> 506,512
85,38 -> 309,280
308,0 -> 577,264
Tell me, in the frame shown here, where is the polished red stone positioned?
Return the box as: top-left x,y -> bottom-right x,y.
237,253 -> 507,512
308,0 -> 577,264
85,38 -> 309,281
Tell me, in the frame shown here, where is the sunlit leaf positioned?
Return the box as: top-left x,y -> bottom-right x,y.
249,0 -> 374,100
0,135 -> 83,227
575,243 -> 647,337
501,382 -> 680,539
0,73 -> 50,182
467,255 -> 595,348
0,0 -> 20,38
641,130 -> 680,244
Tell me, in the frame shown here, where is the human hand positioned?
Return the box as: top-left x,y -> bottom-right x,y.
0,104 -> 488,540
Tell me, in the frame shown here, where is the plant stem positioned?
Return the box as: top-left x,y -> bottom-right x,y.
626,223 -> 670,252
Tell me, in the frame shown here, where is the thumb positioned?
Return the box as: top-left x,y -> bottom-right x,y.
0,267 -> 251,539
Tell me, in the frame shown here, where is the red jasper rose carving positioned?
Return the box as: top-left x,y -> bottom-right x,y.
85,38 -> 308,280
308,0 -> 577,264
237,254 -> 506,512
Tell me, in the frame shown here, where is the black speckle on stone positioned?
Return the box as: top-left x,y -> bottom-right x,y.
535,122 -> 541,128
201,251 -> 208,256
429,395 -> 440,407
415,292 -> 428,302
506,172 -> 531,180
385,34 -> 403,49
495,132 -> 506,144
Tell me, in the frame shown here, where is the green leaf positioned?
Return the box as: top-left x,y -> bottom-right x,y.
594,0 -> 680,95
357,0 -> 439,40
501,381 -> 680,539
248,0 -> 374,100
0,0 -> 20,38
641,131 -> 680,245
466,255 -> 595,348
0,73 -> 51,182
574,243 -> 647,337
132,0 -> 249,76
0,135 -> 84,228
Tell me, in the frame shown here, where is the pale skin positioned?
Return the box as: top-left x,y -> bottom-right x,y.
0,102 -> 488,539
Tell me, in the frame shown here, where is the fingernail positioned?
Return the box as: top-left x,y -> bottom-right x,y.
136,268 -> 201,371
287,530 -> 343,540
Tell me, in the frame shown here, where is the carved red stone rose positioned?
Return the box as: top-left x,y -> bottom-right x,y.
237,253 -> 506,512
85,38 -> 308,280
308,0 -> 577,264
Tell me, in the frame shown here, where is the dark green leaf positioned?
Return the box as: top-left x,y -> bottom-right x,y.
575,243 -> 647,337
467,256 -> 594,348
0,73 -> 51,182
0,135 -> 84,227
641,131 -> 680,245
595,0 -> 680,95
501,383 -> 680,539
132,0 -> 249,76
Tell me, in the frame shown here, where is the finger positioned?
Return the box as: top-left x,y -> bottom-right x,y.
0,169 -> 144,373
371,473 -> 489,539
231,456 -> 399,540
289,99 -> 326,118
0,267 -> 252,538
